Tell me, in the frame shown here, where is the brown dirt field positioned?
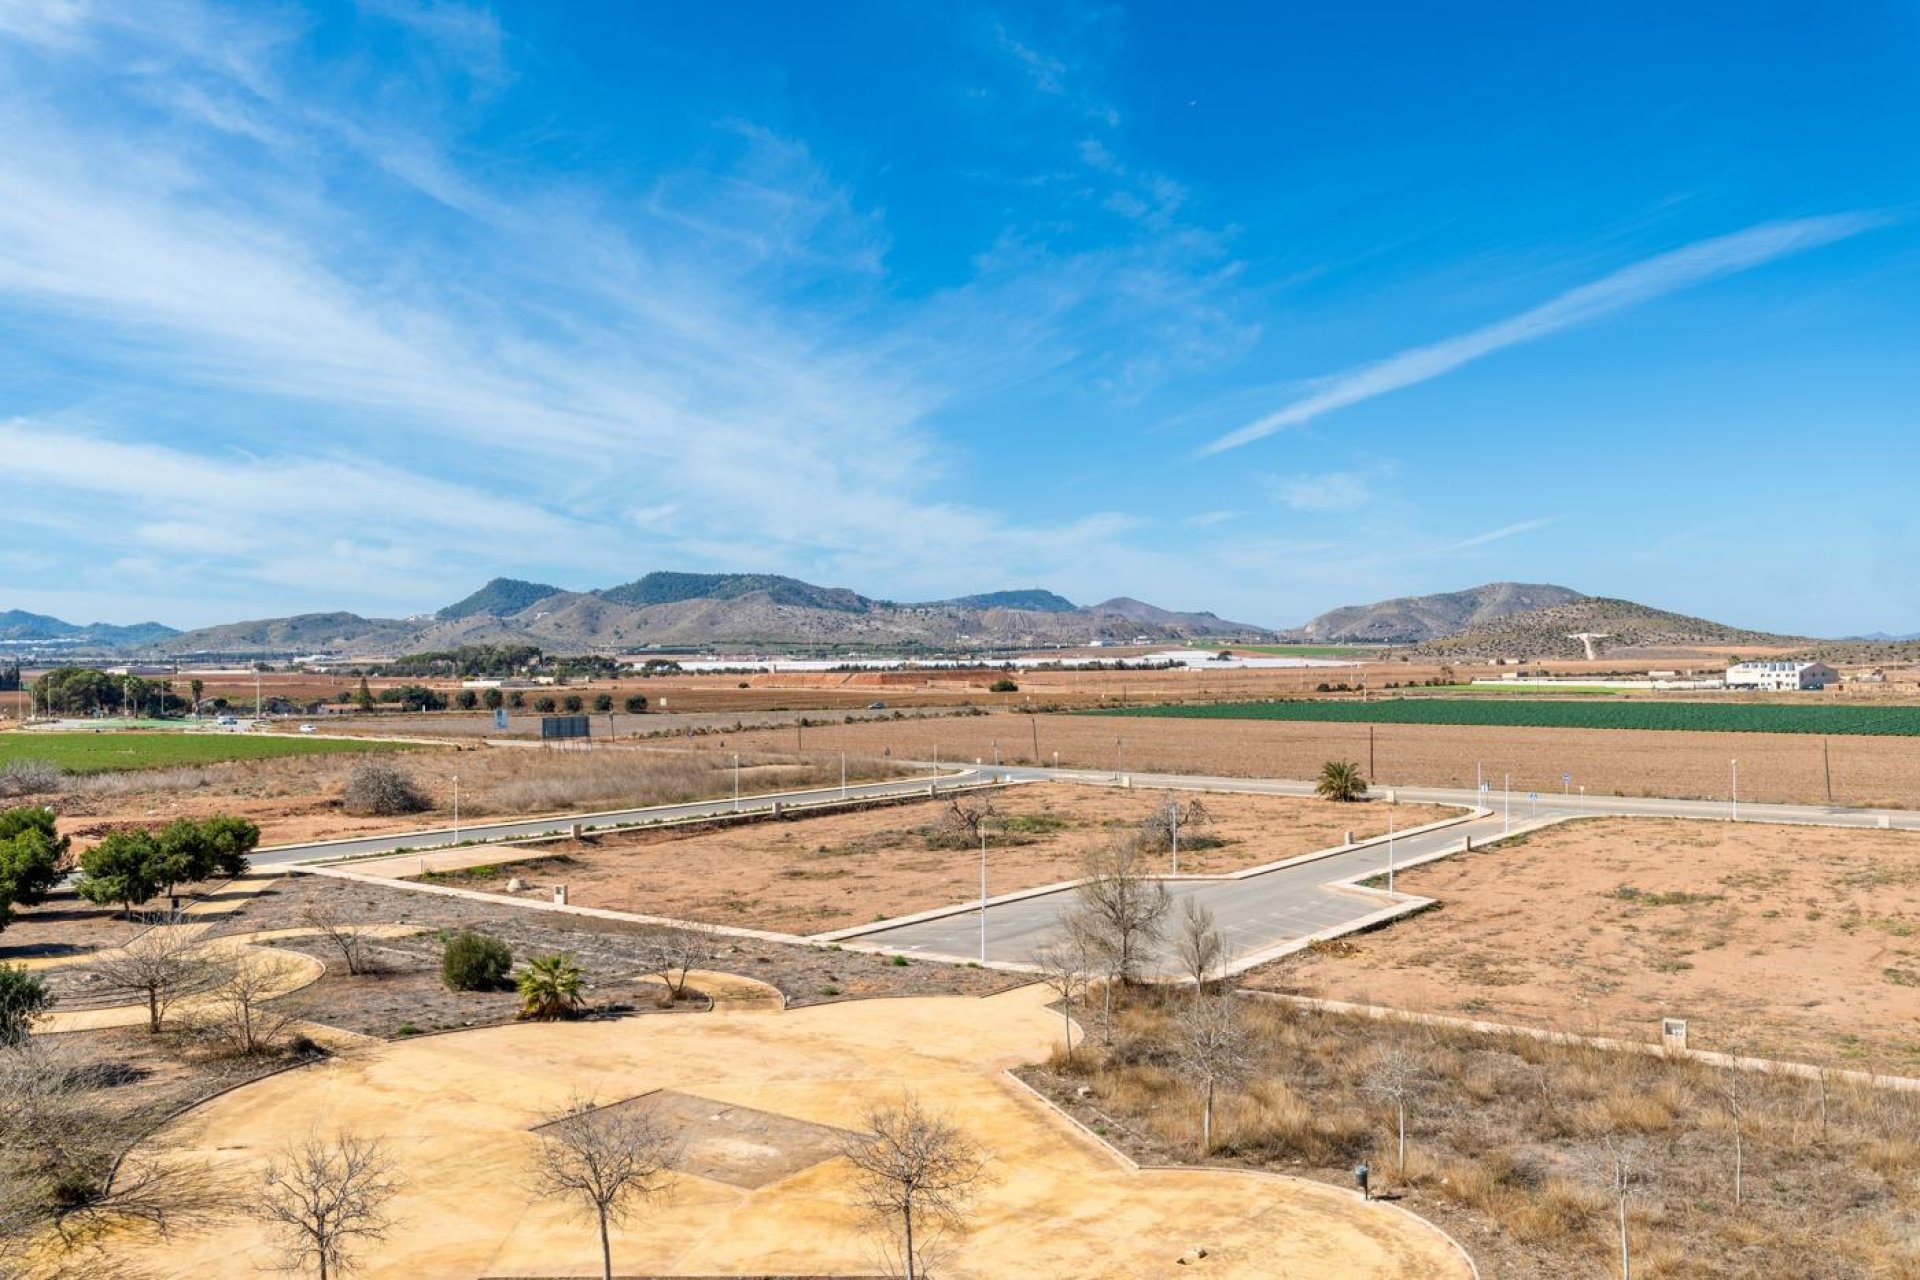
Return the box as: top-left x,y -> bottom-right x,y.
396,783 -> 1456,935
31,745 -> 912,847
1252,817 -> 1920,1074
723,713 -> 1920,808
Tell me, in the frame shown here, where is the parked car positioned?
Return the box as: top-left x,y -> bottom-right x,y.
867,701 -> 887,710
298,723 -> 316,734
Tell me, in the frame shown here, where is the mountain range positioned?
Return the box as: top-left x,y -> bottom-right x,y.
127,573 -> 1270,656
1,575 -> 1872,661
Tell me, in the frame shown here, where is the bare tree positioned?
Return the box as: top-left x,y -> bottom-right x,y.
1171,995 -> 1255,1153
1363,1046 -> 1425,1181
1721,1051 -> 1749,1208
86,915 -> 213,1034
839,1094 -> 989,1280
1069,837 -> 1171,991
1139,792 -> 1212,857
194,951 -> 300,1055
1030,929 -> 1095,1058
926,796 -> 998,850
301,901 -> 379,977
1591,1134 -> 1645,1280
529,1095 -> 679,1280
253,1133 -> 402,1280
633,923 -> 717,1002
1,1041 -> 232,1262
1173,898 -> 1225,996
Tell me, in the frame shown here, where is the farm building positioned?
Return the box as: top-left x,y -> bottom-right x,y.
1726,660 -> 1838,691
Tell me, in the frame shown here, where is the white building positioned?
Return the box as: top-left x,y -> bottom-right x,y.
1725,660 -> 1838,691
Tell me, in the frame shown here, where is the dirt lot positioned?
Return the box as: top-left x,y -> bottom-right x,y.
1255,817 -> 1920,1074
386,783 -> 1455,935
19,745 -> 913,848
725,713 -> 1920,808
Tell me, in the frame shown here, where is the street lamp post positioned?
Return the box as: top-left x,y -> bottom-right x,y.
840,751 -> 847,799
452,775 -> 460,843
1731,758 -> 1739,821
1504,772 -> 1511,834
1171,797 -> 1180,877
733,753 -> 740,812
1387,809 -> 1396,893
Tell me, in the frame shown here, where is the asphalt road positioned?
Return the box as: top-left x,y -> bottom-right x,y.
848,765 -> 1920,971
250,768 -> 991,868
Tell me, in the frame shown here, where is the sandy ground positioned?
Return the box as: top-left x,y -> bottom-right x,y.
99,984 -> 1474,1280
1255,816 -> 1920,1073
725,713 -> 1920,808
365,784 -> 1452,935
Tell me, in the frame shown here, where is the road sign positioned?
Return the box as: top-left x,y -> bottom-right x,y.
1529,792 -> 1538,802
492,709 -> 508,730
1562,773 -> 1571,785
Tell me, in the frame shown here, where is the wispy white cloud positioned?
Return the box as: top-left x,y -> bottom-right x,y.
1429,517 -> 1559,555
1263,469 -> 1377,512
1200,213 -> 1890,456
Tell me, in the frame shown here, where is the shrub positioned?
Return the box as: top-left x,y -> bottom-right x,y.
0,964 -> 53,1044
0,759 -> 64,798
623,694 -> 648,714
561,694 -> 584,714
533,695 -> 557,713
342,759 -> 430,816
508,691 -> 526,708
517,952 -> 585,1020
591,693 -> 613,713
442,930 -> 513,991
989,678 -> 1019,693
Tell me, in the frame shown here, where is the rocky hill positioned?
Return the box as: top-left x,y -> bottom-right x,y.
147,572 -> 1274,656
0,609 -> 179,648
1413,598 -> 1807,659
1287,583 -> 1587,645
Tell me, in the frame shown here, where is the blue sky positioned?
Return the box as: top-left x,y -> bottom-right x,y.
1,2 -> 1915,634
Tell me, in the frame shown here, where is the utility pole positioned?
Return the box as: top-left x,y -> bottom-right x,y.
452,775 -> 460,843
1823,738 -> 1833,804
1030,712 -> 1040,765
733,753 -> 740,812
1731,758 -> 1739,822
1387,809 -> 1396,893
1369,724 -> 1376,780
1504,772 -> 1511,834
255,670 -> 262,719
840,750 -> 847,799
1171,797 -> 1180,877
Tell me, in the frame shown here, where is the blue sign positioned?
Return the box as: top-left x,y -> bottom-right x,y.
492,709 -> 508,730
1562,773 -> 1571,785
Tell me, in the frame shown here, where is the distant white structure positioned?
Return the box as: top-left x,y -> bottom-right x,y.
1725,660 -> 1838,691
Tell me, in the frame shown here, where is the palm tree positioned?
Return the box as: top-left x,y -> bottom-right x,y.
1316,759 -> 1368,802
518,953 -> 586,1021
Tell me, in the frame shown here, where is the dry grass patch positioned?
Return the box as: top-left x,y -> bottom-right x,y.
1025,988 -> 1920,1279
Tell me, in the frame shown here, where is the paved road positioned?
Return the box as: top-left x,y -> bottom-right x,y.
250,769 -> 990,868
849,765 -> 1920,971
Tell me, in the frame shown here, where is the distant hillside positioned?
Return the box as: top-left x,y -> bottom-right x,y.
0,609 -> 179,648
598,572 -> 870,614
145,571 -> 1275,656
1289,583 -> 1587,645
942,589 -> 1078,613
437,578 -> 562,621
1416,598 -> 1807,659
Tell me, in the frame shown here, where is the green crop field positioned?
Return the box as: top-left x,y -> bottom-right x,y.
1090,699 -> 1920,736
0,732 -> 412,774
1202,643 -> 1379,658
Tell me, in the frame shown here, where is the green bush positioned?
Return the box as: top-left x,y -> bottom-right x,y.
592,693 -> 613,713
533,695 -> 557,713
988,678 -> 1019,693
0,964 -> 52,1044
441,930 -> 513,991
623,694 -> 649,714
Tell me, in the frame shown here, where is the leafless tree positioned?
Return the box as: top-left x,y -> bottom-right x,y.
1139,793 -> 1212,856
253,1132 -> 402,1280
1721,1051 -> 1750,1208
839,1094 -> 989,1280
1590,1134 -> 1646,1280
1363,1046 -> 1425,1180
194,951 -> 300,1055
86,916 -> 213,1034
1173,898 -> 1225,996
1069,837 -> 1171,992
1,1041 -> 233,1264
633,923 -> 717,1002
529,1094 -> 679,1280
1030,929 -> 1095,1058
301,901 -> 379,976
1172,995 -> 1255,1153
926,796 -> 998,850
